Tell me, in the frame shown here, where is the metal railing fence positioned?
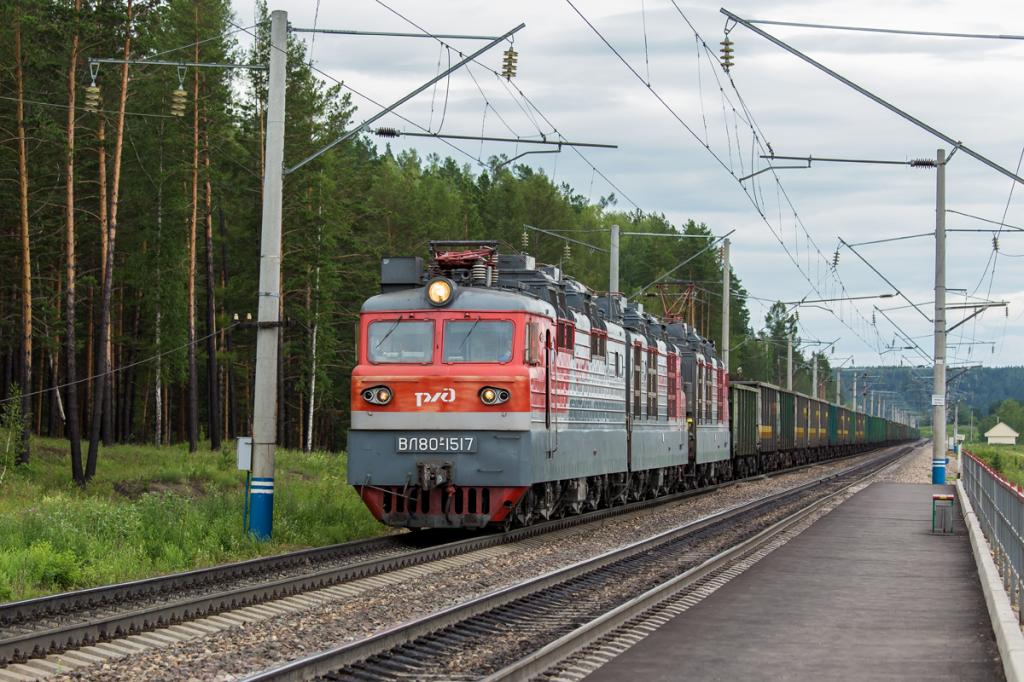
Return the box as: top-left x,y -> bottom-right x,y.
962,450 -> 1024,622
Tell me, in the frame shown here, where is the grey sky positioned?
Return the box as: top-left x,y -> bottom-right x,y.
234,0 -> 1024,369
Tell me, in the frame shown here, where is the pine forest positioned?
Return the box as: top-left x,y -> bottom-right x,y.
1,0 -> 847,480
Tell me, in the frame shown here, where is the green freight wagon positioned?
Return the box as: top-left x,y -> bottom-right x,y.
778,389 -> 795,451
729,383 -> 759,458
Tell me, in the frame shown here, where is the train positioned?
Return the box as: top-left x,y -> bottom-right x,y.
347,241 -> 917,529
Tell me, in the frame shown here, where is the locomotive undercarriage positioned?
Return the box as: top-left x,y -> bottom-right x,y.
499,441 -> 882,529
360,441 -> 887,530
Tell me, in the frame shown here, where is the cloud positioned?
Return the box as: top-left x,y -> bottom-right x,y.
234,0 -> 1024,366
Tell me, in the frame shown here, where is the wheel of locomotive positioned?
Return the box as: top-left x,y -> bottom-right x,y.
514,489 -> 535,527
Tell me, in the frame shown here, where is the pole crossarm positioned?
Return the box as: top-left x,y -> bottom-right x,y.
289,28 -> 504,41
737,164 -> 809,182
523,224 -> 609,253
873,305 -> 933,364
631,230 -> 736,298
88,57 -> 266,70
373,129 -> 617,149
945,301 -> 1008,333
285,22 -> 526,175
721,9 -> 1024,185
760,153 -> 918,166
740,18 -> 1024,41
838,238 -> 931,323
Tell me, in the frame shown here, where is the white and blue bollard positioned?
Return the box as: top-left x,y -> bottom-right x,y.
932,458 -> 946,485
248,477 -> 275,540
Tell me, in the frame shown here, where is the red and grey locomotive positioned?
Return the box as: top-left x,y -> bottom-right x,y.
348,241 -> 731,529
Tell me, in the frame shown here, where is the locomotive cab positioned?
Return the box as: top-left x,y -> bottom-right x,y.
348,244 -> 552,528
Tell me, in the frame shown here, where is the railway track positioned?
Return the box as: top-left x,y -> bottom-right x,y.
241,443 -> 913,681
0,443 -> 905,672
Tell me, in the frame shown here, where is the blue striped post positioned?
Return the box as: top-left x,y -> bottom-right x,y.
932,458 -> 946,485
248,476 -> 274,539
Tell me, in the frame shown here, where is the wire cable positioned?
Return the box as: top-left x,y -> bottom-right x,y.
567,0 -> 883,356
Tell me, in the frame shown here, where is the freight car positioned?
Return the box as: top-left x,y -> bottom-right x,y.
348,241 -> 917,529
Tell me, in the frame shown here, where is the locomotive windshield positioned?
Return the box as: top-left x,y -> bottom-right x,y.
368,319 -> 434,363
443,320 -> 514,363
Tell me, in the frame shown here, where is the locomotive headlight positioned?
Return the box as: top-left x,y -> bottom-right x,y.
426,278 -> 454,306
362,385 -> 392,405
479,387 -> 510,405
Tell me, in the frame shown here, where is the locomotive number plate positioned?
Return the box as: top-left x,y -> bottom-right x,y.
396,436 -> 477,454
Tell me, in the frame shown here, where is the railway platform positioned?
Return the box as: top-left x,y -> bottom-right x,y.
586,480 -> 1004,681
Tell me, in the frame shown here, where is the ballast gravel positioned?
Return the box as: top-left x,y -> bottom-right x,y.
53,445 -> 919,682
878,438 -> 951,483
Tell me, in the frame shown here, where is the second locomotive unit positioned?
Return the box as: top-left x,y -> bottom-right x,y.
348,241 -> 915,529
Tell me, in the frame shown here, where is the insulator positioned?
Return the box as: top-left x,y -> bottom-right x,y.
720,37 -> 734,72
83,85 -> 101,113
832,249 -> 840,268
472,260 -> 487,284
993,236 -> 1000,251
872,311 -> 876,325
909,158 -> 936,168
521,229 -> 529,250
170,87 -> 188,117
375,127 -> 400,138
501,48 -> 518,80
563,243 -> 571,261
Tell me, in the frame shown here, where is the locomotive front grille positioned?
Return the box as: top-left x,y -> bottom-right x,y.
381,485 -> 492,516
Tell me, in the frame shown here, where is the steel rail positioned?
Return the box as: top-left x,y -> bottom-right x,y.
0,443 -> 894,665
241,443 -> 915,681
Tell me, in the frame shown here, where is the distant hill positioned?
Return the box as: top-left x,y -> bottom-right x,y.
834,366 -> 1024,417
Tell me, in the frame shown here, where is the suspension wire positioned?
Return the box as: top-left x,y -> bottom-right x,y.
372,0 -> 641,210
567,0 -> 882,355
227,19 -> 489,169
0,324 -> 240,406
427,42 -> 444,131
465,63 -> 518,137
641,0 -> 652,85
309,0 -> 322,64
683,7 -> 883,351
974,143 -> 1024,296
695,35 -> 709,144
947,209 -> 1024,232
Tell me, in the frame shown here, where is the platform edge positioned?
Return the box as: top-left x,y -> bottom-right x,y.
957,479 -> 1024,682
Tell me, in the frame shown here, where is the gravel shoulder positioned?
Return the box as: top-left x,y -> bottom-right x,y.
878,438 -> 950,483
54,446 -> 917,681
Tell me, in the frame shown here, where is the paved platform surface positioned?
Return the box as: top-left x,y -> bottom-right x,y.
587,482 -> 1003,681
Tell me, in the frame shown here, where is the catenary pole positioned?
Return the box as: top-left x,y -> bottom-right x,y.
933,148 -> 947,484
811,354 -> 817,398
836,368 -> 841,404
721,238 -> 730,371
786,332 -> 793,391
249,9 -> 287,540
609,224 -> 620,294
852,373 -> 857,412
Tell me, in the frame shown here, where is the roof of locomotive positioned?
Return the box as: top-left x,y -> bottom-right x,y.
361,283 -> 557,317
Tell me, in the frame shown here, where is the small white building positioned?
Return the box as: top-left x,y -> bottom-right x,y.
985,422 -> 1019,446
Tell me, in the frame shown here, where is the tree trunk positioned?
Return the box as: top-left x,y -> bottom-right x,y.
186,17 -> 200,453
218,208 -> 237,440
202,120 -> 221,451
154,124 -> 164,446
87,0 -> 132,480
15,12 -> 33,465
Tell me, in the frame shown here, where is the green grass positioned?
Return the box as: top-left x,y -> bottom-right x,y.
965,442 -> 1024,487
0,437 -> 385,603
